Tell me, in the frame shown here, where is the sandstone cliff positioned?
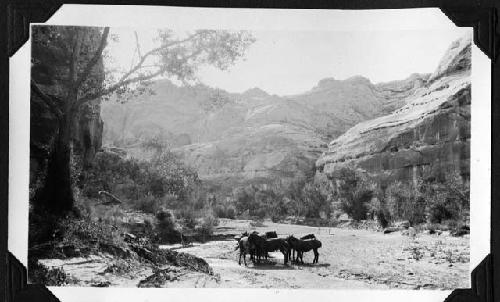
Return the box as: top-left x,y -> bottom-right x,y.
316,35 -> 471,186
101,69 -> 426,189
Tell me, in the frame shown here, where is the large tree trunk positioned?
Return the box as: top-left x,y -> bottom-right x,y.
37,105 -> 76,215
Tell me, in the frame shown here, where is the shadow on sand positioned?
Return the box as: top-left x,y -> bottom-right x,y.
246,260 -> 330,270
248,262 -> 297,270
289,262 -> 331,268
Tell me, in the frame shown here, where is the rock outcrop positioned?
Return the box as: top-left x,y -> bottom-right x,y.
101,69 -> 427,190
316,35 -> 471,186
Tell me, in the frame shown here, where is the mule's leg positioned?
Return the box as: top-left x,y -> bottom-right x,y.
243,252 -> 247,266
313,249 -> 319,264
238,251 -> 242,265
280,248 -> 286,265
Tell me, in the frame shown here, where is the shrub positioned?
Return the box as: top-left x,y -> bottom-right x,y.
59,217 -> 126,249
132,195 -> 164,214
367,197 -> 390,228
177,209 -> 197,229
335,168 -> 373,221
302,183 -> 330,219
79,150 -> 203,215
254,207 -> 267,219
28,259 -> 77,286
343,187 -> 372,221
155,210 -> 181,243
428,198 -> 460,223
214,205 -> 236,219
198,214 -> 219,240
271,215 -> 281,223
385,181 -> 426,225
226,207 -> 236,219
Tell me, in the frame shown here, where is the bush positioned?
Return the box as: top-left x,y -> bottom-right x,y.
177,209 -> 197,229
341,187 -> 372,221
428,198 -> 460,223
254,207 -> 267,219
271,215 -> 281,223
79,150 -> 203,215
226,207 -> 236,219
64,218 -> 125,249
302,183 -> 330,219
198,214 -> 219,240
28,259 -> 77,286
385,181 -> 426,225
133,195 -> 163,214
155,210 -> 181,243
367,197 -> 390,228
214,205 -> 236,219
420,170 -> 468,224
335,168 -> 373,221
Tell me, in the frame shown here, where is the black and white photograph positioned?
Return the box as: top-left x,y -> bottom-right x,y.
22,7 -> 479,293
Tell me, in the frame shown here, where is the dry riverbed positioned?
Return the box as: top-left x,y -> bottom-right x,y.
37,219 -> 469,289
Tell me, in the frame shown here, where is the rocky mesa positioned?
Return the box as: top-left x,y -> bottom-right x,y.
316,35 -> 471,186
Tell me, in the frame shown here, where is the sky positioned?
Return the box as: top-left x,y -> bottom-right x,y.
105,23 -> 470,97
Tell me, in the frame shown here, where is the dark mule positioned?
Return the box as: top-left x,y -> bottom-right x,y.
287,235 -> 322,264
287,234 -> 316,261
235,236 -> 256,266
265,231 -> 278,238
248,233 -> 289,264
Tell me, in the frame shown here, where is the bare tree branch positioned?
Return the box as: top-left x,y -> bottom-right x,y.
30,80 -> 63,118
75,27 -> 110,89
116,31 -> 202,85
78,33 -> 205,104
78,67 -> 166,103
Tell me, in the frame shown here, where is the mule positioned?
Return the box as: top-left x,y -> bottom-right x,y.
287,235 -> 322,264
287,234 -> 317,262
235,236 -> 256,266
265,231 -> 278,238
248,233 -> 289,264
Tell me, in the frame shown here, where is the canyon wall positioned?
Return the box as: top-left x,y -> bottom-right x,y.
316,35 -> 471,187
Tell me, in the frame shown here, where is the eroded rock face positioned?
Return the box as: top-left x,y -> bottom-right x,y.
316,35 -> 471,185
102,69 -> 427,189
